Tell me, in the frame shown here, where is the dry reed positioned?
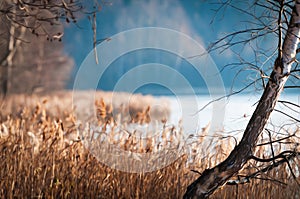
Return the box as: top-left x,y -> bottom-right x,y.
0,92 -> 299,198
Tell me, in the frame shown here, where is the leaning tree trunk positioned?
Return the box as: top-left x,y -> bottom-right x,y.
184,1 -> 300,198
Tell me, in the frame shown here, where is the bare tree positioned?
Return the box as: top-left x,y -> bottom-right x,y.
184,1 -> 300,198
0,0 -> 99,95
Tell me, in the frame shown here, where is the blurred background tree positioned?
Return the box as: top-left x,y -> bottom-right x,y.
0,0 -> 98,95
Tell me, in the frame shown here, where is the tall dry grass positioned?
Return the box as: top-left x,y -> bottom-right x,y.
0,92 -> 299,198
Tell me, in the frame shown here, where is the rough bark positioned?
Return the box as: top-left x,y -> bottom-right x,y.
184,1 -> 300,198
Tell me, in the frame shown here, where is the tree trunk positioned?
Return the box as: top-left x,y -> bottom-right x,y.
0,1 -> 21,96
0,1 -> 9,96
184,1 -> 300,198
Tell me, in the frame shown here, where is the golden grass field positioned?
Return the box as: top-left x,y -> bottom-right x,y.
0,92 -> 299,198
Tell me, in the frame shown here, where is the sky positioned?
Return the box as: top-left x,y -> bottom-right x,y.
63,0 -> 290,95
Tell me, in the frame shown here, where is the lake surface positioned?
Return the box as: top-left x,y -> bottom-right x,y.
159,93 -> 299,137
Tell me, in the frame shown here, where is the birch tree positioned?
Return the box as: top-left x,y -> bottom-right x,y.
184,1 -> 300,198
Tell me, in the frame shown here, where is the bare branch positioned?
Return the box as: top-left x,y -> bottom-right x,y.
257,131 -> 298,146
250,150 -> 299,162
284,156 -> 300,187
274,109 -> 300,122
194,80 -> 256,115
278,100 -> 300,109
91,12 -> 98,64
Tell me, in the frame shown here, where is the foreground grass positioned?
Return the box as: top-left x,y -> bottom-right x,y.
0,93 -> 299,198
